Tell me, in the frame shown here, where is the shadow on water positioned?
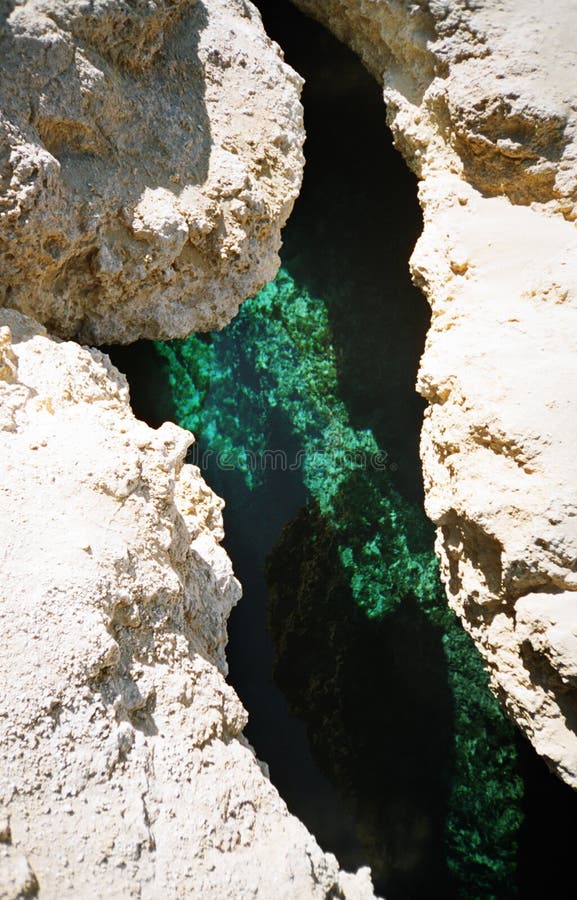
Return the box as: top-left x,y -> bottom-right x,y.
102,342 -> 177,428
516,732 -> 577,899
256,0 -> 428,506
266,502 -> 453,897
244,4 -> 452,895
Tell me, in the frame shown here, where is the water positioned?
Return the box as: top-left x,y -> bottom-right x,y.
106,2 -> 577,897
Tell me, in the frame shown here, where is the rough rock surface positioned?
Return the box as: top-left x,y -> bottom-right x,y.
0,307 -> 375,899
0,0 -> 304,343
292,0 -> 577,787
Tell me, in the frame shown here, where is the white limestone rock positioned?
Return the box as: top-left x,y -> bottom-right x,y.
0,0 -> 304,342
0,307 -> 376,899
292,0 -> 577,787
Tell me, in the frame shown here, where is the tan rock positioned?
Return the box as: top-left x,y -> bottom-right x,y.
0,307 -> 375,898
292,0 -> 577,786
0,0 -> 304,342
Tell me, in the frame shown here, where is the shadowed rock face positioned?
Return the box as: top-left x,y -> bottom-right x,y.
290,0 -> 577,788
0,0 -> 304,343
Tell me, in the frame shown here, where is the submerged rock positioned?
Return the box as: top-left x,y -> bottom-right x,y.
0,0 -> 304,342
0,307 -> 375,899
291,0 -> 577,787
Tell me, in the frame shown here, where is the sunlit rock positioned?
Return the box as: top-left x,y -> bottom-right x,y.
0,307 -> 375,899
0,0 -> 304,342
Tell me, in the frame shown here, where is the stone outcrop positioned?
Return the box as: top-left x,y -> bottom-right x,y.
0,307 -> 375,898
291,0 -> 577,786
0,1 -> 379,894
0,0 -> 304,343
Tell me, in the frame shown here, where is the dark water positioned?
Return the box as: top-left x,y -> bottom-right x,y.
106,2 -> 577,897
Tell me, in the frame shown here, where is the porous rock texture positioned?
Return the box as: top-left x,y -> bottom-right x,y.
292,0 -> 577,787
0,307 -> 375,899
0,0 -> 304,343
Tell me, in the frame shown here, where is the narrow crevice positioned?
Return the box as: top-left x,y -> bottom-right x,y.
105,2 -> 577,898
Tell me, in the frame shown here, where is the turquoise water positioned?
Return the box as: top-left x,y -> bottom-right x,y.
154,8 -> 524,895
155,263 -> 521,897
106,3 -> 577,896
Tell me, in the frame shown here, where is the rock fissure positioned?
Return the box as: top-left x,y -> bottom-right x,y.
2,0 -> 577,895
289,0 -> 577,788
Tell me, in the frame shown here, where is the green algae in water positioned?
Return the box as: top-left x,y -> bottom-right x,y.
156,267 -> 523,896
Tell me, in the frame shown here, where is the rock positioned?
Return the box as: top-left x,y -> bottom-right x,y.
0,0 -> 304,343
291,0 -> 577,787
0,307 -> 375,898
0,845 -> 39,900
0,817 -> 39,900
